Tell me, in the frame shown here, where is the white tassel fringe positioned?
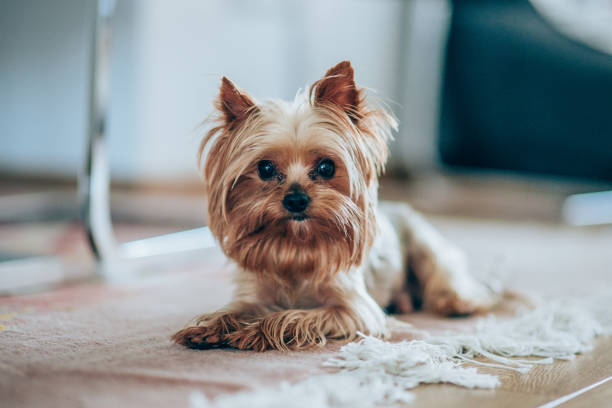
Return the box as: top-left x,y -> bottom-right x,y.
191,290 -> 612,408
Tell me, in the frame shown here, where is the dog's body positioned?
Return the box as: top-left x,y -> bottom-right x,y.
173,61 -> 495,351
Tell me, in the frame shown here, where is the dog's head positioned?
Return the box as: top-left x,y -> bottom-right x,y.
200,61 -> 396,285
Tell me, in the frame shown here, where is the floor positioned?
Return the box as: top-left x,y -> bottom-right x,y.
0,173 -> 611,407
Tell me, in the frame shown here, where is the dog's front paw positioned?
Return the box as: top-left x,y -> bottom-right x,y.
225,310 -> 330,351
224,316 -> 320,351
172,325 -> 224,349
172,313 -> 243,349
224,323 -> 274,352
173,313 -> 291,352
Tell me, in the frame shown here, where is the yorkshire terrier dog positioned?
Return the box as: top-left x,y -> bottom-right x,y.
173,61 -> 496,351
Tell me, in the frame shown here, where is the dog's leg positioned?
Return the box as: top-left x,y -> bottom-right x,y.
173,270 -> 274,349
383,203 -> 497,316
172,302 -> 268,349
175,269 -> 388,351
223,281 -> 387,351
227,305 -> 384,351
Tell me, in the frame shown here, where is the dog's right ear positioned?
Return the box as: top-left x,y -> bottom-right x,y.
217,77 -> 256,128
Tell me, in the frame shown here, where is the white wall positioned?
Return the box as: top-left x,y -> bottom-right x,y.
1,0 -> 448,183
108,0 -> 405,183
0,0 -> 93,177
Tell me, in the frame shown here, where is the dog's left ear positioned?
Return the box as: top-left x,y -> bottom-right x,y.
312,61 -> 362,122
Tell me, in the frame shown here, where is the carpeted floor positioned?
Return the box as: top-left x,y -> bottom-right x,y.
1,214 -> 611,407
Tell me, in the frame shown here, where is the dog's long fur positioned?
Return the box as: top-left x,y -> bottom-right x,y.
173,61 -> 496,351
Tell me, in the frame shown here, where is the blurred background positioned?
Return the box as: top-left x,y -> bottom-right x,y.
1,0 -> 612,291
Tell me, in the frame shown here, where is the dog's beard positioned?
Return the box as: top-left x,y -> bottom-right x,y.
220,186 -> 367,285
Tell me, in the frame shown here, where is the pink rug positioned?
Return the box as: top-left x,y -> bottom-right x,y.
1,216 -> 611,407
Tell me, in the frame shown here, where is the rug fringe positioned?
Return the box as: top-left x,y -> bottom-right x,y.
192,290 -> 612,408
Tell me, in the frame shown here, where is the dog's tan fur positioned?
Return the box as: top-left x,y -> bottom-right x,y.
173,61 -> 496,351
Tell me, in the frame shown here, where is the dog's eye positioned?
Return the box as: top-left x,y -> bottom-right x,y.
257,160 -> 277,180
316,159 -> 335,179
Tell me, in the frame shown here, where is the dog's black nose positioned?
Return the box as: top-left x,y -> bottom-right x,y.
282,191 -> 310,213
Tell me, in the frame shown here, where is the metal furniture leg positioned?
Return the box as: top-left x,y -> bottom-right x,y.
80,0 -> 214,278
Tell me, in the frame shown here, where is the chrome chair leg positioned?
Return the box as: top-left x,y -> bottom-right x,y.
79,0 -> 215,279
80,0 -> 117,264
